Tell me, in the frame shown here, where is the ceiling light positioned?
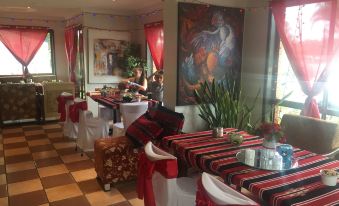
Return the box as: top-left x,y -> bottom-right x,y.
27,6 -> 31,9
112,0 -> 116,2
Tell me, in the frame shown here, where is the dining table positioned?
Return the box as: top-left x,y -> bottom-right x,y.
87,92 -> 158,122
163,129 -> 339,206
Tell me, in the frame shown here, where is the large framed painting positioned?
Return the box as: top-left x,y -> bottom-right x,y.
88,29 -> 131,83
177,3 -> 244,105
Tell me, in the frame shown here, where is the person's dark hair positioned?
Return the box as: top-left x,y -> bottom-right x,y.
134,67 -> 145,85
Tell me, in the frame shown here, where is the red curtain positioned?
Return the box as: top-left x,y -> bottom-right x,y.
65,26 -> 79,83
144,21 -> 164,70
0,27 -> 48,70
271,0 -> 339,118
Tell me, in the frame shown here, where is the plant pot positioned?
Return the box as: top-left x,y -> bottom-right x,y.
212,127 -> 223,138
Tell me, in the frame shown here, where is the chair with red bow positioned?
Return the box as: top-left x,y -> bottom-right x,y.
76,98 -> 109,153
196,172 -> 259,206
138,141 -> 196,206
57,92 -> 77,139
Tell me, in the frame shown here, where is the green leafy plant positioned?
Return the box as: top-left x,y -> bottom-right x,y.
122,43 -> 150,77
194,78 -> 259,132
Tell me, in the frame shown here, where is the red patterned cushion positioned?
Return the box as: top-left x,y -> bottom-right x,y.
126,112 -> 164,147
149,105 -> 185,138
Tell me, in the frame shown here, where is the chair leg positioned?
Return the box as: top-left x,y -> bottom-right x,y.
104,183 -> 111,191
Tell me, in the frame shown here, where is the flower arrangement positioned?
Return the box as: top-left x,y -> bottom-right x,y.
256,122 -> 286,145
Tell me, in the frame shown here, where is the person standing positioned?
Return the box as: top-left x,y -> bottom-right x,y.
147,70 -> 164,103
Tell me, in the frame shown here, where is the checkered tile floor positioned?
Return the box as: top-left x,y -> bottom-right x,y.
0,122 -> 143,206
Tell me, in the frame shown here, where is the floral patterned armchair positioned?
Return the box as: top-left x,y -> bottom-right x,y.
94,105 -> 185,191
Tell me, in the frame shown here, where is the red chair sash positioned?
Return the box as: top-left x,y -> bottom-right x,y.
57,95 -> 74,121
69,101 -> 87,123
137,151 -> 178,206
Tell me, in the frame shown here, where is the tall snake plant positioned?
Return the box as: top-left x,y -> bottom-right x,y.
194,78 -> 259,132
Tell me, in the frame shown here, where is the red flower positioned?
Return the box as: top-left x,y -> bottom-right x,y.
256,122 -> 284,142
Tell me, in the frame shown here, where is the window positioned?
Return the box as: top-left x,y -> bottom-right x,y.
273,34 -> 339,122
146,44 -> 157,78
0,31 -> 55,76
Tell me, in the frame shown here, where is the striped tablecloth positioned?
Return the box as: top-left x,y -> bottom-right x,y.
89,95 -> 158,110
163,130 -> 339,206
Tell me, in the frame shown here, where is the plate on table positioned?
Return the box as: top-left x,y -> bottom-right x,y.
236,148 -> 298,171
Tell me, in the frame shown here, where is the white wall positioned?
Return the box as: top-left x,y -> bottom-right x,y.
0,15 -> 68,81
163,0 -> 270,132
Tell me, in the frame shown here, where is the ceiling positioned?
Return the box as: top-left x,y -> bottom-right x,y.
0,0 -> 162,19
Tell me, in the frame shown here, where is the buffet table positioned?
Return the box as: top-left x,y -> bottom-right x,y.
163,130 -> 339,206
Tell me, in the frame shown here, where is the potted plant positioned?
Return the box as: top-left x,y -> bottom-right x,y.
194,77 -> 258,137
123,43 -> 150,78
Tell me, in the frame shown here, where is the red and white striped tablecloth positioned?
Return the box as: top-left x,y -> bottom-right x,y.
163,130 -> 339,206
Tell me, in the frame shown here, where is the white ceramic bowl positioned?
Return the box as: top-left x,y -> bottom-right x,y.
320,169 -> 338,186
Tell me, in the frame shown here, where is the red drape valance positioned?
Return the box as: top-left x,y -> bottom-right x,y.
271,0 -> 339,118
144,21 -> 164,70
0,27 -> 48,69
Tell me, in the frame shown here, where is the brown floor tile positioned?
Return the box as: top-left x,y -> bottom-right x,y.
85,151 -> 94,159
24,130 -> 44,136
3,142 -> 28,150
65,160 -> 94,172
116,182 -> 138,200
3,137 -> 26,144
71,168 -> 97,183
45,183 -> 83,202
50,195 -> 91,206
45,128 -> 63,133
49,137 -> 73,143
42,124 -> 61,130
41,173 -> 75,189
30,144 -> 55,153
0,151 -> 3,158
47,132 -> 64,139
5,154 -> 33,164
56,147 -> 79,156
0,157 -> 3,165
0,197 -> 8,206
27,139 -> 51,147
6,169 -> 39,184
53,142 -> 76,150
37,164 -> 68,178
2,132 -> 24,139
0,165 -> 5,174
22,125 -> 43,131
9,190 -> 48,206
32,150 -> 58,160
128,198 -> 144,206
35,157 -> 63,168
6,161 -> 36,173
4,147 -> 30,157
0,184 -> 7,197
7,178 -> 43,196
2,128 -> 23,134
0,174 -> 6,185
112,201 -> 132,206
85,189 -> 126,206
61,153 -> 89,164
25,134 -> 48,141
78,179 -> 102,194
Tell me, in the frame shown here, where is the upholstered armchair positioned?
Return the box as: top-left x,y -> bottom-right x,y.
94,105 -> 185,191
281,114 -> 339,159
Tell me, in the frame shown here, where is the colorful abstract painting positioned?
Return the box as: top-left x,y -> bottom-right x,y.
177,3 -> 245,105
93,39 -> 128,77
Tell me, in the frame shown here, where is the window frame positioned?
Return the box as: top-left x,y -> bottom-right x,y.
269,14 -> 339,121
0,29 -> 56,77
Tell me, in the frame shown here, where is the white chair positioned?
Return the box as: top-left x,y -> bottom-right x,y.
60,92 -> 78,139
199,172 -> 259,205
112,102 -> 148,137
142,141 -> 197,206
77,99 -> 109,152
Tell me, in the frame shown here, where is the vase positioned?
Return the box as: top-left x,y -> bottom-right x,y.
262,136 -> 278,149
212,127 -> 223,138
